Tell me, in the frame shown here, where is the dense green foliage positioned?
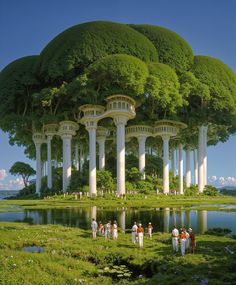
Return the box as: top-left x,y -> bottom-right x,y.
130,24 -> 194,74
68,54 -> 149,104
9,161 -> 36,187
191,56 -> 236,125
145,63 -> 182,118
38,21 -> 158,83
203,185 -> 220,196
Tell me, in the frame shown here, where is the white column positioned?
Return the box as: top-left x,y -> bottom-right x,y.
47,135 -> 53,189
138,136 -> 146,179
61,134 -> 72,192
162,136 -> 170,194
203,126 -> 208,186
179,144 -> 184,194
75,144 -> 79,171
194,149 -> 198,185
114,117 -> 127,196
185,147 -> 191,188
97,137 -> 106,170
171,149 -> 176,176
87,126 -> 97,196
35,143 -> 42,194
176,148 -> 179,176
198,126 -> 204,192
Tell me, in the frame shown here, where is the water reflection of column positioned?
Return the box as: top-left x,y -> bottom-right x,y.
186,210 -> 190,228
180,208 -> 185,227
118,209 -> 126,233
91,206 -> 97,221
173,209 -> 177,226
198,210 -> 207,234
47,209 -> 52,224
163,208 -> 170,232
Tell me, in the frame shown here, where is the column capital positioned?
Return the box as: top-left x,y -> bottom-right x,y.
85,120 -> 98,132
113,116 -> 128,126
58,120 -> 79,137
161,135 -> 170,141
137,135 -> 148,142
32,132 -> 45,145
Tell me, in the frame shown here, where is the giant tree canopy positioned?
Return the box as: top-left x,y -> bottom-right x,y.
67,54 -> 149,104
0,20 -> 235,158
37,21 -> 158,83
130,24 -> 194,74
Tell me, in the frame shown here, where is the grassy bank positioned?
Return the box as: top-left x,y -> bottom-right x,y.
0,195 -> 236,212
0,222 -> 235,285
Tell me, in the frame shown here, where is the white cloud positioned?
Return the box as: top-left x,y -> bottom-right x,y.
0,177 -> 24,190
208,175 -> 236,187
0,169 -> 7,181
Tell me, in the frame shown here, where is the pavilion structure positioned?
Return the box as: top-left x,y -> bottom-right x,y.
32,94 -> 209,196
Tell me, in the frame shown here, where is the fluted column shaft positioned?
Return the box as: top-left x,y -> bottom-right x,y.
47,135 -> 53,189
186,147 -> 191,188
35,143 -> 42,194
198,126 -> 204,192
88,127 -> 97,195
97,137 -> 106,171
61,134 -> 72,192
114,117 -> 127,196
179,144 -> 184,194
162,136 -> 170,194
138,136 -> 147,179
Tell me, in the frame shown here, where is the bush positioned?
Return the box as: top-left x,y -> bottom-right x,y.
16,183 -> 37,198
184,185 -> 198,196
136,180 -> 154,194
97,170 -> 115,192
203,185 -> 220,196
205,227 -> 232,236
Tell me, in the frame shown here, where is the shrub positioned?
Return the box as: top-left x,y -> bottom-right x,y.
203,185 -> 220,196
184,185 -> 198,196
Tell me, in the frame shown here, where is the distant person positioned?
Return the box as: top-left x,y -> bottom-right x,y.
189,228 -> 196,254
104,220 -> 111,239
137,223 -> 144,248
180,229 -> 187,256
112,221 -> 118,240
186,228 -> 190,252
131,222 -> 138,244
91,218 -> 98,239
171,225 -> 179,254
98,221 -> 104,236
147,222 -> 153,239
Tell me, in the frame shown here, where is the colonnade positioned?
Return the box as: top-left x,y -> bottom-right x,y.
32,94 -> 209,196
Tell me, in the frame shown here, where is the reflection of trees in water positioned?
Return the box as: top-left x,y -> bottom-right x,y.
22,207 -> 209,233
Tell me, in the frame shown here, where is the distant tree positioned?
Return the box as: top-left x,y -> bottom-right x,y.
9,162 -> 36,187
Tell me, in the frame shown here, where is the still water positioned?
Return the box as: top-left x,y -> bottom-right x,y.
1,207 -> 236,234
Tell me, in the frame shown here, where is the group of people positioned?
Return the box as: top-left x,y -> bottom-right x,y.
131,222 -> 153,248
91,219 -> 118,239
172,225 -> 196,256
91,219 -> 196,255
91,219 -> 153,248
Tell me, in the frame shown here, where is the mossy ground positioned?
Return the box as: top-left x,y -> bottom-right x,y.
0,221 -> 236,285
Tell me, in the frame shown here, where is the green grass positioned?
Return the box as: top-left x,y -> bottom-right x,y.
0,222 -> 236,285
0,194 -> 236,213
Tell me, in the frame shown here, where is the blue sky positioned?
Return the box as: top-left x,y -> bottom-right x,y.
0,0 -> 236,189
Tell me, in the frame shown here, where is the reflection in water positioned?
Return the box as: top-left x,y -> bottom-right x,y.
198,210 -> 208,234
1,207 -> 236,234
163,208 -> 170,232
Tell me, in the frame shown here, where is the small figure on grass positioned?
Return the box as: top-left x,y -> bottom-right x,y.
91,218 -> 98,239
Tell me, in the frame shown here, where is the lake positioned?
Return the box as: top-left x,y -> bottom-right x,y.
0,206 -> 236,234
